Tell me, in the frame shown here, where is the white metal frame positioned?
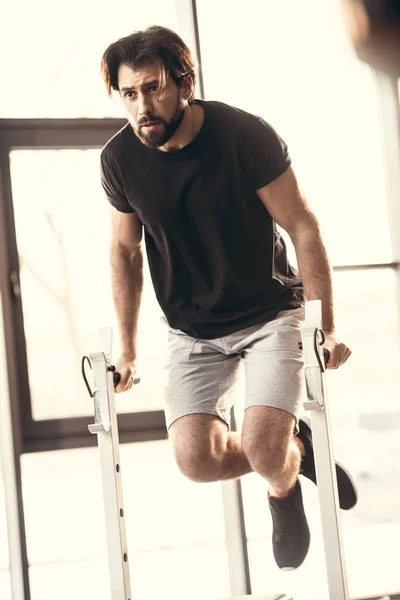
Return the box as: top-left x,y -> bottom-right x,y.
0,294 -> 25,600
88,300 -> 349,600
301,300 -> 349,600
87,328 -> 131,599
221,478 -> 252,595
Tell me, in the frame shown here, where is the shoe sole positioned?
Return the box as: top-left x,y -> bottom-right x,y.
304,458 -> 358,510
299,415 -> 358,510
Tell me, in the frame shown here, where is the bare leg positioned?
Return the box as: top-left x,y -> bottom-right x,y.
168,410 -> 303,493
241,406 -> 305,498
267,436 -> 304,498
169,414 -> 253,482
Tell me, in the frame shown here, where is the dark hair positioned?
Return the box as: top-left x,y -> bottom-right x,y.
100,25 -> 196,102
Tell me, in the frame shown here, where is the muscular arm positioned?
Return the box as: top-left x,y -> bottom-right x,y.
256,167 -> 335,333
109,207 -> 144,357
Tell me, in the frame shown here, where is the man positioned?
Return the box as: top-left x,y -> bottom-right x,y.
100,25 -> 357,570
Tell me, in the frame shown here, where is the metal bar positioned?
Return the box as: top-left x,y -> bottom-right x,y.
373,73 -> 400,262
174,0 -> 205,99
219,595 -> 293,600
88,328 -> 131,599
22,426 -> 168,453
22,410 -> 166,441
332,262 -> 400,271
220,409 -> 251,597
191,0 -> 205,99
0,120 -> 126,150
373,71 -> 400,327
0,147 -> 31,600
220,478 -> 252,596
301,300 -> 349,600
355,595 -> 400,600
0,292 -> 27,600
0,118 -> 126,129
368,71 -> 400,600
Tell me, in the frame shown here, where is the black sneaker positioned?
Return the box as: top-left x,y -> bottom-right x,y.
298,416 -> 358,510
268,479 -> 310,570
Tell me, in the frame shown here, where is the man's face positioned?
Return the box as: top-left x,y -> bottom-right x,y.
118,63 -> 186,148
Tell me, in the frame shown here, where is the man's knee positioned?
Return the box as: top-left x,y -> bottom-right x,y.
175,447 -> 221,482
242,407 -> 295,478
168,414 -> 228,483
243,436 -> 287,478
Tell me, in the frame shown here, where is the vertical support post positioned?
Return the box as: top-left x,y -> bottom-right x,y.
221,478 -> 252,597
0,145 -> 31,600
301,300 -> 349,600
87,328 -> 132,599
0,291 -> 27,600
175,0 -> 205,99
220,410 -> 251,597
373,71 -> 400,323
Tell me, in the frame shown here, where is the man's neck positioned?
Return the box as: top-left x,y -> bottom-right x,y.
159,102 -> 204,152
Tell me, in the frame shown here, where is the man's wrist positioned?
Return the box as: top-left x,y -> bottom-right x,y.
323,328 -> 336,336
121,350 -> 137,361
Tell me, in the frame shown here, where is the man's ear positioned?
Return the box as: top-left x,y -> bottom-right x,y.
181,74 -> 194,100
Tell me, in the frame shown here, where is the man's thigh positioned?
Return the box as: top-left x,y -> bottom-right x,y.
164,329 -> 241,430
241,307 -> 306,432
241,405 -> 296,455
168,413 -> 229,479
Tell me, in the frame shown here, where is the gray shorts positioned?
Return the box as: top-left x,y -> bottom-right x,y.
164,307 -> 306,432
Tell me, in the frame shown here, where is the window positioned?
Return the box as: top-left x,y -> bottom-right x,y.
196,0 -> 392,266
21,441 -> 230,600
10,149 -> 166,420
0,2 -> 179,118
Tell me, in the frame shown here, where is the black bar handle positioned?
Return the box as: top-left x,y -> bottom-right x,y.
112,371 -> 141,388
323,348 -> 330,365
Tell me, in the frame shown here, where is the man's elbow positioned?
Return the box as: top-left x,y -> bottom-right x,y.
110,239 -> 143,264
287,213 -> 321,247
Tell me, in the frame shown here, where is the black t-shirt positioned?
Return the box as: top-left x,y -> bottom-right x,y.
100,100 -> 304,339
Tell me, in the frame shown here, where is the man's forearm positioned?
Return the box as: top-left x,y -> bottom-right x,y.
110,246 -> 144,357
291,223 -> 335,333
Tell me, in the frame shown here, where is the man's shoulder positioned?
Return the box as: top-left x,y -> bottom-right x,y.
202,99 -> 252,119
101,123 -> 131,162
202,100 -> 270,134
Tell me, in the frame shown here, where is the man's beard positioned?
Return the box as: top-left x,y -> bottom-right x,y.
136,97 -> 185,149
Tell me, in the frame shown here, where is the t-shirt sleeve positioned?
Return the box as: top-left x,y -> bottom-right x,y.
100,149 -> 134,213
242,115 -> 292,190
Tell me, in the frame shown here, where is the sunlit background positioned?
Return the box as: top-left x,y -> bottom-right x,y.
1,0 -> 400,599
